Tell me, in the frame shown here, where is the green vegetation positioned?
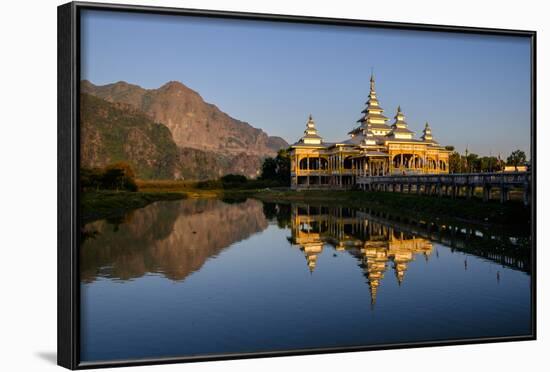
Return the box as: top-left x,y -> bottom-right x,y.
507,149 -> 528,169
449,151 -> 504,173
252,189 -> 530,227
81,162 -> 138,192
259,148 -> 291,185
195,174 -> 284,190
135,176 -> 529,228
81,191 -> 186,223
81,163 -> 185,223
81,159 -> 528,229
448,148 -> 528,173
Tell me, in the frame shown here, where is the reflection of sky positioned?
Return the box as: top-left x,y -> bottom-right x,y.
81,223 -> 531,362
81,10 -> 531,157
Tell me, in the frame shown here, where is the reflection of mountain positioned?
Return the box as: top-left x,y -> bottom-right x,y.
288,204 -> 531,303
81,199 -> 268,282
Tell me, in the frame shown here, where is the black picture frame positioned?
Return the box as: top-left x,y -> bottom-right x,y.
58,1 -> 537,369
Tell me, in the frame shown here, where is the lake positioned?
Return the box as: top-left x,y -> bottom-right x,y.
80,198 -> 531,362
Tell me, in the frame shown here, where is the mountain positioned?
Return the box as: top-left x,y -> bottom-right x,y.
80,93 -> 180,179
81,80 -> 288,179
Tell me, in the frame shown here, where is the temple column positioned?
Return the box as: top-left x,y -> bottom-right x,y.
483,185 -> 491,202
466,186 -> 473,199
524,186 -> 530,206
500,187 -> 509,203
306,155 -> 310,188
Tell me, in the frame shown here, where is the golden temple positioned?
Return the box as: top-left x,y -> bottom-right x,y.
290,75 -> 451,189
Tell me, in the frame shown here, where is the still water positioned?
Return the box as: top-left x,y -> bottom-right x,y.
80,198 -> 531,362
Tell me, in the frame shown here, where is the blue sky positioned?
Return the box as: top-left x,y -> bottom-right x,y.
81,10 -> 531,157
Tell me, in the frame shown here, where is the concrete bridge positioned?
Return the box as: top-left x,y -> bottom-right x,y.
356,172 -> 531,205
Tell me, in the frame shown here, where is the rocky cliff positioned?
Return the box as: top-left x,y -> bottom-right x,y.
81,80 -> 288,179
80,93 -> 180,179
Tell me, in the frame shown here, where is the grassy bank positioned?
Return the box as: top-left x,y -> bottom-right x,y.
81,191 -> 186,223
252,189 -> 530,227
136,179 -> 285,192
84,179 -> 530,229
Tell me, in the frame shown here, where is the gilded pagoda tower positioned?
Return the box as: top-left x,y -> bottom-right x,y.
349,74 -> 392,144
289,74 -> 452,190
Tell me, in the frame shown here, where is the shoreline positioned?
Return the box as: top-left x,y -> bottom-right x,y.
250,189 -> 530,227
81,187 -> 530,231
81,191 -> 187,224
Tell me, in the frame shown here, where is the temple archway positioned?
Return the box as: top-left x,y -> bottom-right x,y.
393,154 -> 415,169
392,155 -> 403,168
343,156 -> 353,170
411,156 -> 424,169
426,158 -> 437,170
299,158 -> 308,170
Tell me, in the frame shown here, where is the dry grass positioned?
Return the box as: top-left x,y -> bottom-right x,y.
136,179 -> 195,192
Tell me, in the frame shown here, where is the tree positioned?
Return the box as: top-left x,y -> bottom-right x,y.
465,153 -> 479,173
506,149 -> 527,170
448,151 -> 463,173
260,158 -> 278,180
479,156 -> 501,172
260,148 -> 291,185
80,167 -> 105,190
81,163 -> 138,191
104,162 -> 138,191
220,174 -> 248,188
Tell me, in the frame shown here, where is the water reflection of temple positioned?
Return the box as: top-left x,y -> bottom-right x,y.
290,205 -> 432,304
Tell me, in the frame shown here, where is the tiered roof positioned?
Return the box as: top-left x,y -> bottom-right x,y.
291,75 -> 446,150
421,122 -> 437,143
298,114 -> 323,145
387,106 -> 414,140
349,74 -> 392,139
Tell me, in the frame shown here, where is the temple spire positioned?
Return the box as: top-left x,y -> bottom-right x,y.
349,74 -> 391,139
421,121 -> 436,143
388,106 -> 414,140
299,114 -> 323,145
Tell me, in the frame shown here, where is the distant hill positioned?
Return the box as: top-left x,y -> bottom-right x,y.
80,93 -> 180,179
81,80 -> 288,179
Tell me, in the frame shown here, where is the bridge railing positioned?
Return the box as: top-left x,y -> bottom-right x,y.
356,172 -> 531,205
357,172 -> 530,186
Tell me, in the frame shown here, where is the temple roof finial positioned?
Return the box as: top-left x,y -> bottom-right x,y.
299,114 -> 323,145
370,70 -> 375,90
421,121 -> 435,142
348,70 -> 391,138
389,106 -> 413,140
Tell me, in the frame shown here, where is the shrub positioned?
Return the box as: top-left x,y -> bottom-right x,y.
80,162 -> 138,192
220,174 -> 249,189
195,179 -> 223,189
